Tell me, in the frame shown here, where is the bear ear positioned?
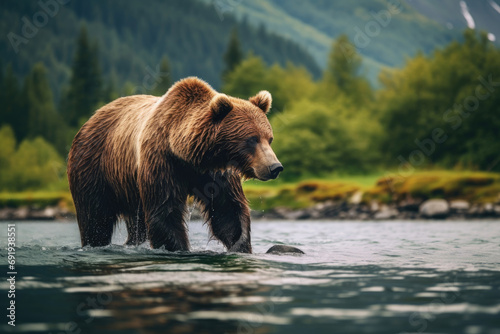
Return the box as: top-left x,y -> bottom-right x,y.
210,93 -> 233,122
249,90 -> 272,114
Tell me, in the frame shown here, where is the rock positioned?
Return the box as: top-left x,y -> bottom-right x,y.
468,203 -> 495,217
314,200 -> 344,218
483,203 -> 494,214
373,205 -> 398,220
349,191 -> 363,205
468,204 -> 481,216
270,207 -> 311,220
398,199 -> 422,212
419,199 -> 449,219
346,208 -> 360,219
30,207 -> 57,220
370,201 -> 380,212
449,200 -> 470,212
12,206 -> 29,220
0,208 -> 13,220
358,213 -> 370,220
266,245 -> 305,255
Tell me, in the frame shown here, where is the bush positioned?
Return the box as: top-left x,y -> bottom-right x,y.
271,99 -> 380,179
0,125 -> 66,191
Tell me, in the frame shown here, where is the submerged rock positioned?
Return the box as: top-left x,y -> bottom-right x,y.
266,245 -> 305,255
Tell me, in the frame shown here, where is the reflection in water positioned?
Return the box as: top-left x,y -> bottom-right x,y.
0,220 -> 499,334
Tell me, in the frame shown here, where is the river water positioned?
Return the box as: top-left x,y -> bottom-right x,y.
1,220 -> 499,334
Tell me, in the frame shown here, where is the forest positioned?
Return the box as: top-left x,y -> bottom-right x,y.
1,26 -> 500,195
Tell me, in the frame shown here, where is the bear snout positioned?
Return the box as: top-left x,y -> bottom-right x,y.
268,163 -> 284,179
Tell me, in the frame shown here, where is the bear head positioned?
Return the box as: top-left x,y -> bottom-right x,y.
209,90 -> 283,181
166,77 -> 283,181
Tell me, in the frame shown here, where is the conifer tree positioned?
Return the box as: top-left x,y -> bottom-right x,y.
0,61 -> 4,122
222,28 -> 243,82
23,63 -> 68,154
322,34 -> 372,103
2,64 -> 27,141
24,63 -> 56,139
63,25 -> 102,127
151,56 -> 172,96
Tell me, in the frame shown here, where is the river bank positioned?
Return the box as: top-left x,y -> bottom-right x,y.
2,198 -> 500,221
251,199 -> 500,220
2,171 -> 500,221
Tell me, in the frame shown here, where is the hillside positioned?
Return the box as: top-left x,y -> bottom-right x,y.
408,0 -> 500,41
0,0 -> 320,100
208,0 -> 499,83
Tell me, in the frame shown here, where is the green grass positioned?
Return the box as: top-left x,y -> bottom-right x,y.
245,171 -> 500,211
1,171 -> 498,213
364,171 -> 500,204
0,191 -> 74,211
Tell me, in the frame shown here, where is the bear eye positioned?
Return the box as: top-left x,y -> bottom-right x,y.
269,137 -> 273,145
246,136 -> 259,147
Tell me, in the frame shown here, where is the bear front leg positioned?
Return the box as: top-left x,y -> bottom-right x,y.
193,171 -> 252,253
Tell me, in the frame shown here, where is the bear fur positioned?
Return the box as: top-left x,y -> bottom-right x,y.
67,77 -> 282,253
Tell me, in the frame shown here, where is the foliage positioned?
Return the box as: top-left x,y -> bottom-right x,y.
0,125 -> 66,192
222,28 -> 243,83
1,6 -> 499,197
61,26 -> 102,127
151,56 -> 172,96
24,63 -> 69,153
0,64 -> 26,141
219,0 -> 463,84
0,191 -> 73,210
378,30 -> 500,171
0,0 -> 320,97
244,170 -> 500,211
271,99 -> 381,179
320,34 -> 373,105
221,35 -> 381,179
222,55 -> 316,113
364,171 -> 500,204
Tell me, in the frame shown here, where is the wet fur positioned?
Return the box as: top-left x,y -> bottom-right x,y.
67,77 -> 273,252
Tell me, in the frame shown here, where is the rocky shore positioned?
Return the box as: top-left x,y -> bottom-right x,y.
0,206 -> 75,221
251,199 -> 500,220
2,198 -> 499,221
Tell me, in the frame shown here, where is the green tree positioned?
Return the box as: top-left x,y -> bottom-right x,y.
321,34 -> 372,104
222,28 -> 243,83
0,125 -> 16,189
24,63 -> 56,139
271,99 -> 379,178
9,137 -> 65,191
379,30 -> 500,171
63,25 -> 102,127
1,64 -> 27,141
102,69 -> 119,104
0,125 -> 65,191
222,55 -> 268,99
22,63 -> 69,154
151,56 -> 172,96
223,56 -> 317,114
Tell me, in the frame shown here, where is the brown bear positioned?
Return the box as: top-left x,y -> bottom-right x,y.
67,77 -> 282,253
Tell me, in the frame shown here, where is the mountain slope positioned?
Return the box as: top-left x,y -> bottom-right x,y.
206,0 -> 499,83
0,0 -> 320,99
407,0 -> 500,42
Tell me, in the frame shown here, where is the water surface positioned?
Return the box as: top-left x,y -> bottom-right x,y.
1,220 -> 499,334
